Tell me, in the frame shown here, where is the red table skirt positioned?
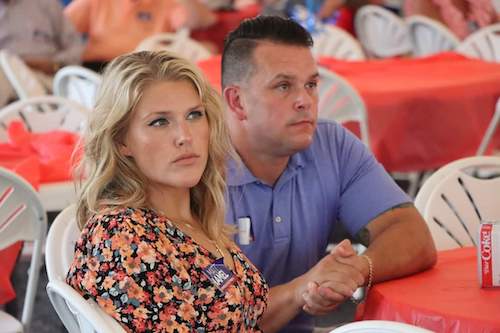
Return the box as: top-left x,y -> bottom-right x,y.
0,122 -> 79,305
359,247 -> 500,333
319,53 -> 500,172
192,5 -> 261,53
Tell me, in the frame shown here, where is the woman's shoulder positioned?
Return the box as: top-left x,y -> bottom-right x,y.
83,206 -> 161,238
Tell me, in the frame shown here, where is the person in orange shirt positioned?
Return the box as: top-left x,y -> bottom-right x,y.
64,0 -> 216,70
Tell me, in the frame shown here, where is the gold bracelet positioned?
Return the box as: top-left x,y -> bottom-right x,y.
350,254 -> 373,304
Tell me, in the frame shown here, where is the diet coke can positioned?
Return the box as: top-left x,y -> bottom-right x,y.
478,221 -> 500,288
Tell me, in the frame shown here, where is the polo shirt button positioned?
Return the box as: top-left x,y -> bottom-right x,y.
274,216 -> 282,223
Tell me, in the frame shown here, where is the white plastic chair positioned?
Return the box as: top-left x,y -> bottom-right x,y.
45,204 -> 79,282
414,156 -> 500,250
0,51 -> 47,100
457,23 -> 500,62
136,31 -> 212,62
354,5 -> 412,58
477,97 -> 500,156
45,205 -> 126,333
312,25 -> 366,60
0,167 -> 47,332
318,66 -> 370,147
330,320 -> 435,333
0,96 -> 87,211
406,15 -> 460,57
53,66 -> 102,110
47,281 -> 126,333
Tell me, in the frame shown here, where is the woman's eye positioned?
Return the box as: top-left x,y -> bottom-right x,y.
187,110 -> 205,120
148,118 -> 168,127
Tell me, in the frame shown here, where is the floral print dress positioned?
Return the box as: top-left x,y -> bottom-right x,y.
66,207 -> 268,332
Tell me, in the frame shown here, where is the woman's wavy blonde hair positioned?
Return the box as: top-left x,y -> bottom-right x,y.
75,51 -> 233,241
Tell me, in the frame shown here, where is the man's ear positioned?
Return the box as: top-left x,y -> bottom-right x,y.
223,85 -> 247,121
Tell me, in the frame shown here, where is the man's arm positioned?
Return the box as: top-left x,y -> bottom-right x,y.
304,204 -> 437,314
356,203 -> 437,282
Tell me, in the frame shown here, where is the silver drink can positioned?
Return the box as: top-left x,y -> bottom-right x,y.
478,221 -> 500,288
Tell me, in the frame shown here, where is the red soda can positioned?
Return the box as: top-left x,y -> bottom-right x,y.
478,221 -> 500,288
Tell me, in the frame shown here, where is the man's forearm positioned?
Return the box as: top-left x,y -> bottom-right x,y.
364,206 -> 437,283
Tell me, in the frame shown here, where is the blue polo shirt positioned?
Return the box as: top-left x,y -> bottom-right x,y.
225,120 -> 410,333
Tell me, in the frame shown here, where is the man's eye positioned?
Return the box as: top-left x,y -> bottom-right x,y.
276,82 -> 290,92
148,118 -> 168,127
187,110 -> 205,120
306,81 -> 318,89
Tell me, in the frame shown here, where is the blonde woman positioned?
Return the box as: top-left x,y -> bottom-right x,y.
66,51 -> 268,332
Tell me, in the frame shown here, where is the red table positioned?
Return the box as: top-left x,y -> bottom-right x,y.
359,247 -> 500,333
198,53 -> 500,172
319,53 -> 500,172
192,5 -> 261,53
0,123 -> 79,304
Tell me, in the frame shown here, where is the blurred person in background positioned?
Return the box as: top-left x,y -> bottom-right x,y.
0,0 -> 84,105
404,0 -> 500,39
64,0 -> 217,71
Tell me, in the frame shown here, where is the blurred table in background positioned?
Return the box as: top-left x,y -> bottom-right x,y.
359,247 -> 500,333
192,4 -> 261,53
319,52 -> 500,172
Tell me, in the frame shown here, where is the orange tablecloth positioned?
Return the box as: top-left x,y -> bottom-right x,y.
192,5 -> 261,53
0,122 -> 79,304
359,247 -> 500,333
319,53 -> 500,172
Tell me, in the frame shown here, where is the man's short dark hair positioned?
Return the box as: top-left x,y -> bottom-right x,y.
221,16 -> 313,89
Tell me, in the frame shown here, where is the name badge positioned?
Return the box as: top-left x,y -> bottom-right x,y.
202,258 -> 236,292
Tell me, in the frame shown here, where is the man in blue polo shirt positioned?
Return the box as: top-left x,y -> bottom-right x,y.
221,16 -> 437,333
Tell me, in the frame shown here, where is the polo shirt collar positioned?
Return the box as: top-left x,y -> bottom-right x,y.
227,147 -> 313,186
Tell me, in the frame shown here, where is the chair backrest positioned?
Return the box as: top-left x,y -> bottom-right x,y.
318,66 -> 370,147
414,156 -> 500,250
45,204 -> 79,281
0,95 -> 87,141
0,51 -> 47,99
330,320 -> 434,332
45,206 -> 127,333
53,66 -> 102,110
477,97 -> 500,156
136,31 -> 212,62
47,281 -> 126,333
457,23 -> 500,62
406,15 -> 460,57
354,5 -> 412,58
0,166 -> 47,331
312,25 -> 366,60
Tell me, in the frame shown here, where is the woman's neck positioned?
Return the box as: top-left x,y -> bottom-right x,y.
147,185 -> 193,222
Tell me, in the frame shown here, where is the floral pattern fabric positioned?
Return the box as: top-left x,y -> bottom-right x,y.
66,207 -> 268,332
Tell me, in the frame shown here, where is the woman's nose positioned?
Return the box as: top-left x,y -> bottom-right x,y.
174,122 -> 192,147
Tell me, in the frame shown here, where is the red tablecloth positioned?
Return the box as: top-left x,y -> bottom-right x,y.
0,122 -> 79,304
319,53 -> 500,172
192,5 -> 261,53
359,247 -> 500,333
